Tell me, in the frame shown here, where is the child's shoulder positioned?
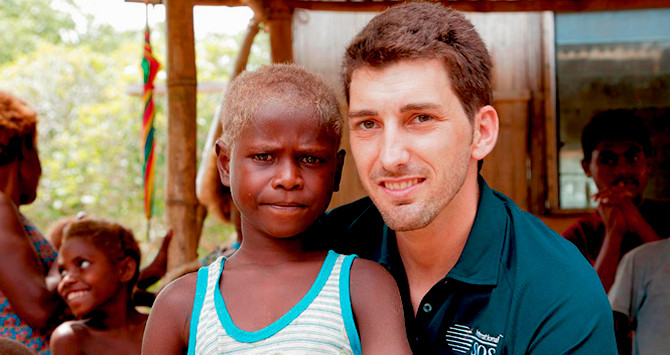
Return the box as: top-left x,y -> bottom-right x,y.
155,271 -> 199,310
347,257 -> 395,291
50,320 -> 89,353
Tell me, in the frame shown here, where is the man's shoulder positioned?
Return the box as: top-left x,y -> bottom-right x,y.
480,188 -> 616,353
496,192 -> 604,296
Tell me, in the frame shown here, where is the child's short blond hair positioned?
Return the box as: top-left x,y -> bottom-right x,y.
220,64 -> 343,148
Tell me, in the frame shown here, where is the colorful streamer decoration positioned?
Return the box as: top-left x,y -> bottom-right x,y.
141,24 -> 160,220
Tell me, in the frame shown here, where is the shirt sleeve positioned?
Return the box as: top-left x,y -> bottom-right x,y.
608,251 -> 635,317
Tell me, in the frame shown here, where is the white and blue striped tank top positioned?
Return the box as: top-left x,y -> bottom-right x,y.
187,250 -> 362,355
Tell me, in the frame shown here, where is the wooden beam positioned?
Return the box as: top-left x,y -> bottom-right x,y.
196,18 -> 261,221
266,0 -> 294,63
128,0 -> 670,12
165,0 -> 202,270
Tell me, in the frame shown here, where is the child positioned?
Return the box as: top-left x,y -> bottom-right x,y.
50,218 -> 148,354
143,64 -> 411,354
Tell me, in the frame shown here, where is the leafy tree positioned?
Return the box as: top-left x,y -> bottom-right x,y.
0,4 -> 270,260
0,0 -> 76,64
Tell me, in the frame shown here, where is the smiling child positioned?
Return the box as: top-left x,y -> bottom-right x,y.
142,64 -> 410,354
50,219 -> 147,354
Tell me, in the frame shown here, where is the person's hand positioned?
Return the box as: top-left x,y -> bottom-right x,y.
136,229 -> 173,290
594,185 -> 632,237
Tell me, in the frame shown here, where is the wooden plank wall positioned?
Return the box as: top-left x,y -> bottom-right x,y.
293,10 -> 547,214
293,11 -> 376,208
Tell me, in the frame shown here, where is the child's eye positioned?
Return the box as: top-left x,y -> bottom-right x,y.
301,156 -> 323,165
79,260 -> 91,269
253,153 -> 272,162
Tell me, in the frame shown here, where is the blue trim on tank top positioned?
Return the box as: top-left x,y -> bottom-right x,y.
214,250 -> 339,343
187,266 -> 211,355
339,254 -> 362,355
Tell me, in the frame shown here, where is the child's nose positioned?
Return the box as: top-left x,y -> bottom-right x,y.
272,160 -> 303,191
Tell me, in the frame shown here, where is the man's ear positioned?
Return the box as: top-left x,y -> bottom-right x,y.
581,159 -> 592,177
334,149 -> 346,192
215,139 -> 232,187
471,105 -> 499,161
118,256 -> 137,283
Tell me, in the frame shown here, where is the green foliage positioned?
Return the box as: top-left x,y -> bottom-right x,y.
1,1 -> 270,261
0,0 -> 76,64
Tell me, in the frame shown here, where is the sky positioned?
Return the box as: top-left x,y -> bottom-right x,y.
59,0 -> 254,37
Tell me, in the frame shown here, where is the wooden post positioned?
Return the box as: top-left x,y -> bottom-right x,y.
266,0 -> 293,63
165,0 -> 201,270
196,18 -> 261,220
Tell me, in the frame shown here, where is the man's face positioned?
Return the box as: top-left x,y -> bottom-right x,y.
347,59 -> 478,231
582,140 -> 652,198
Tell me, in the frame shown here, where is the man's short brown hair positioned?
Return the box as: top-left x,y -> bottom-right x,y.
342,2 -> 493,120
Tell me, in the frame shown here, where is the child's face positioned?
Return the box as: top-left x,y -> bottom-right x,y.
218,99 -> 344,239
582,140 -> 652,197
57,238 -> 125,318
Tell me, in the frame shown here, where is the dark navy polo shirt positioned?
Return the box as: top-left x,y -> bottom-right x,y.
324,177 -> 617,354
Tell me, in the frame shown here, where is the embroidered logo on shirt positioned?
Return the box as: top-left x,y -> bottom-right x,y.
445,324 -> 503,354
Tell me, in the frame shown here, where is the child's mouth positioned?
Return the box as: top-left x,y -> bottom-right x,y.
66,290 -> 90,302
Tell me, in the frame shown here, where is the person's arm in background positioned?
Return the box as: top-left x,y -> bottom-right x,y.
593,186 -> 658,292
0,191 -> 62,330
613,311 -> 632,355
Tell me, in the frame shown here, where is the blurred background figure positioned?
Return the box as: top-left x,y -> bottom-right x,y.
608,237 -> 670,355
563,109 -> 670,291
0,91 -> 60,353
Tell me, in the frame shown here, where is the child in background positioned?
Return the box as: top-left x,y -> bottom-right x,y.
46,213 -> 173,307
50,219 -> 147,354
143,64 -> 410,354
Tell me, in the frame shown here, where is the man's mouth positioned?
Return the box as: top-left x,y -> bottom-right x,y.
383,178 -> 422,191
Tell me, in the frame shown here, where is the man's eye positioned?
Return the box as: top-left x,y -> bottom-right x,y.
301,156 -> 322,164
414,114 -> 432,123
253,154 -> 272,162
359,120 -> 376,129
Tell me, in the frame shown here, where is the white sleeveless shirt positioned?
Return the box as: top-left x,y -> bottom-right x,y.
187,250 -> 362,355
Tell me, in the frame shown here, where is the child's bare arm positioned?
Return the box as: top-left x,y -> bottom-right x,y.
0,192 -> 60,330
350,258 -> 412,354
142,273 -> 198,354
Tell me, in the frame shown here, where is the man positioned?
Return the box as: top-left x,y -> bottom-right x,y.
563,110 -> 669,292
324,2 -> 617,353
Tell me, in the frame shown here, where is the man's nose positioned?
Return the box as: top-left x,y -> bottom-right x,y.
379,125 -> 410,171
272,159 -> 304,190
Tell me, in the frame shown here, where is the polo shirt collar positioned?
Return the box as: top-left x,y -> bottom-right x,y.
377,176 -> 506,286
